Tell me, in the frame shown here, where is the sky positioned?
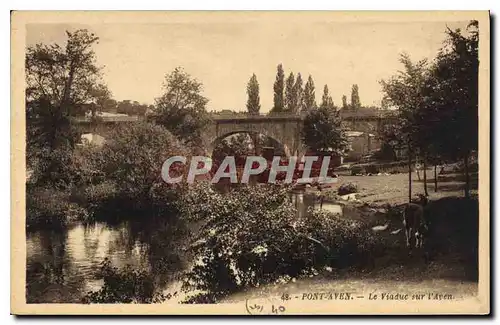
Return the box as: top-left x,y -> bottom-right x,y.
26,19 -> 468,112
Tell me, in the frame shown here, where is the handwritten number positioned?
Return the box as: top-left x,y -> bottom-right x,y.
281,293 -> 291,301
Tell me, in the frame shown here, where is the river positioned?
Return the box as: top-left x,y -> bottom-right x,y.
26,192 -> 343,303
26,221 -> 155,303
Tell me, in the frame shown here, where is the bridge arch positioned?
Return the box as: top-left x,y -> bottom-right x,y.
205,115 -> 306,158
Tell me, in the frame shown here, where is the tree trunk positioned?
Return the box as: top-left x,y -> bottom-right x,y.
434,164 -> 438,192
62,61 -> 77,116
423,158 -> 428,196
250,133 -> 261,185
464,152 -> 470,199
416,156 -> 421,181
251,133 -> 260,156
408,146 -> 412,203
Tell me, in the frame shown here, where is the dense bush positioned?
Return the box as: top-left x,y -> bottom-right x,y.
450,161 -> 479,173
26,186 -> 87,230
28,146 -> 76,189
73,122 -> 189,196
305,210 -> 384,269
82,181 -> 118,206
180,183 -> 302,302
99,123 -> 189,198
179,183 -> 385,303
27,122 -> 192,228
82,258 -> 171,303
69,122 -> 191,219
66,145 -> 110,187
338,182 -> 358,196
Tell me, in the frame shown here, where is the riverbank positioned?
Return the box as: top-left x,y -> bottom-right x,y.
25,159 -> 479,304
221,195 -> 479,304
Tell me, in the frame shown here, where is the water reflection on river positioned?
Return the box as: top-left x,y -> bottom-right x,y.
26,191 -> 342,303
26,222 -> 152,303
291,191 -> 343,218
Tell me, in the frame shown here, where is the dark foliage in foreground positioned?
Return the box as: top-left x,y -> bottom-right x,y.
26,122 -> 191,229
82,258 -> 173,304
73,194 -> 478,304
180,184 -> 385,303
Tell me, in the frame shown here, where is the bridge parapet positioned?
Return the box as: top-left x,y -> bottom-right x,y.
211,112 -> 304,121
73,115 -> 141,123
210,109 -> 396,121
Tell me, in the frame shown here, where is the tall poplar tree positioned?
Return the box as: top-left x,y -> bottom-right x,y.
285,72 -> 295,112
292,73 -> 303,114
246,73 -> 261,115
320,85 -> 335,110
351,84 -> 361,110
271,64 -> 285,113
302,75 -> 316,112
342,95 -> 349,110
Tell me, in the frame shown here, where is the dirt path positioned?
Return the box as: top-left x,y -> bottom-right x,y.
224,276 -> 477,304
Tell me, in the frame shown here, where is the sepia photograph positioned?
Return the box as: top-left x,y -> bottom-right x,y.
10,11 -> 490,315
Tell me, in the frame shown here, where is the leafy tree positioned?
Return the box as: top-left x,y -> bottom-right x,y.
320,85 -> 335,110
381,97 -> 391,110
244,73 -> 262,156
71,122 -> 190,210
271,64 -> 285,113
302,75 -> 316,112
246,74 -> 261,115
302,104 -> 348,155
116,100 -> 148,116
102,99 -> 118,112
381,21 -> 479,199
381,54 -> 430,200
153,67 -> 211,146
428,21 -> 479,198
212,134 -> 255,164
102,122 -> 189,201
350,84 -> 361,110
342,95 -> 349,110
26,29 -> 110,185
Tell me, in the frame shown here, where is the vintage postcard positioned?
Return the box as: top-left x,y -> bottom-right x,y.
11,11 -> 490,315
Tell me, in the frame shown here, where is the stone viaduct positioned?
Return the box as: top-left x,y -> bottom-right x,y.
205,110 -> 396,157
74,109 -> 397,157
